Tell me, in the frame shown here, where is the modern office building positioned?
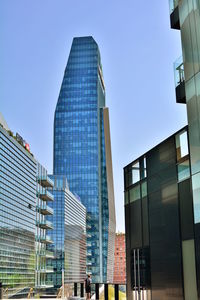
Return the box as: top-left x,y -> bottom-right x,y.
35,163 -> 54,289
124,1 -> 200,299
0,116 -> 36,298
46,175 -> 86,288
0,114 -> 55,297
53,36 -> 116,282
113,233 -> 126,284
124,126 -> 198,300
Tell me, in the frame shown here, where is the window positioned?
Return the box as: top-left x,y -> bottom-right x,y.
132,161 -> 140,184
129,184 -> 140,203
192,173 -> 200,224
176,130 -> 189,161
178,160 -> 190,181
124,191 -> 129,205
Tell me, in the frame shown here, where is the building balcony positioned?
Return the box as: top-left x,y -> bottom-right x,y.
174,56 -> 186,104
39,281 -> 54,288
37,190 -> 54,202
38,175 -> 54,188
46,266 -> 54,272
40,266 -> 54,273
37,250 -> 54,258
87,241 -> 92,247
169,0 -> 180,29
37,204 -> 53,215
45,250 -> 54,258
37,234 -> 53,244
37,220 -> 53,230
45,281 -> 54,288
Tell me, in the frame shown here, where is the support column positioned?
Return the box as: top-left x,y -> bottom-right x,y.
81,283 -> 84,298
104,284 -> 108,300
114,284 -> 119,300
95,283 -> 99,300
74,283 -> 77,297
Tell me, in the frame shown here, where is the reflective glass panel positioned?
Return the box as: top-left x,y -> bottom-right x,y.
132,161 -> 140,184
178,160 -> 190,182
124,191 -> 129,205
130,184 -> 140,203
176,130 -> 189,161
141,181 -> 147,198
192,173 -> 200,224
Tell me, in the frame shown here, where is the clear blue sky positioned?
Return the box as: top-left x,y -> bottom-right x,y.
0,0 -> 187,232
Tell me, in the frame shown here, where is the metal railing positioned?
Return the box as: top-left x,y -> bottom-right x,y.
70,282 -> 126,300
174,56 -> 184,87
169,0 -> 179,13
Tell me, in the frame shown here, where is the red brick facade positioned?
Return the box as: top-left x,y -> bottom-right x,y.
113,233 -> 126,284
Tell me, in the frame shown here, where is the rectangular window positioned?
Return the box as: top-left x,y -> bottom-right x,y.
132,161 -> 140,184
130,184 -> 140,203
176,130 -> 189,161
141,181 -> 147,198
192,173 -> 200,224
124,191 -> 129,205
182,239 -> 198,300
140,156 -> 147,179
177,160 -> 190,182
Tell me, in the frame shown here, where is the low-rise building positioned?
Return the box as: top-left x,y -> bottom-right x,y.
113,233 -> 126,284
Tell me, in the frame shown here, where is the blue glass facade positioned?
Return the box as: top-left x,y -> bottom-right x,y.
0,124 -> 36,298
53,36 -> 116,283
46,175 -> 86,288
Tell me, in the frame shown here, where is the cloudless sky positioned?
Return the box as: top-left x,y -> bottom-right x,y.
0,1 -> 187,232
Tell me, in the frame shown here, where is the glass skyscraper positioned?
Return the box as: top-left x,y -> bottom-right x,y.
53,36 -> 116,283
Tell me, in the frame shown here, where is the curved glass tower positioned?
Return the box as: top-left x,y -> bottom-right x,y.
53,36 -> 116,283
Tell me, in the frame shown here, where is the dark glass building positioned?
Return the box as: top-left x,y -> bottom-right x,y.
46,175 -> 86,288
124,126 -> 200,300
124,1 -> 200,299
53,36 -> 116,282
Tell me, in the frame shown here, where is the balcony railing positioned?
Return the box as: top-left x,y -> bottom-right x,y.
38,175 -> 54,188
174,56 -> 186,104
36,250 -> 54,258
174,56 -> 184,87
40,265 -> 54,273
169,0 -> 179,13
36,234 -> 53,244
37,189 -> 54,202
45,250 -> 54,258
36,219 -> 53,230
71,283 -> 126,300
169,0 -> 180,29
37,203 -> 53,215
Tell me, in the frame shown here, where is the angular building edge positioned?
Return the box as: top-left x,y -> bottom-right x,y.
103,107 -> 116,282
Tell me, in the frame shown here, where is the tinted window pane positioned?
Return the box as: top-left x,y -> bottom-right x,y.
125,191 -> 129,205
178,159 -> 190,181
176,130 -> 189,161
141,181 -> 147,198
192,173 -> 200,224
132,161 -> 140,184
130,184 -> 140,203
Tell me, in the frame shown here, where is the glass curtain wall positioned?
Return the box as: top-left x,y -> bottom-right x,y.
0,126 -> 36,298
53,36 -> 115,283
